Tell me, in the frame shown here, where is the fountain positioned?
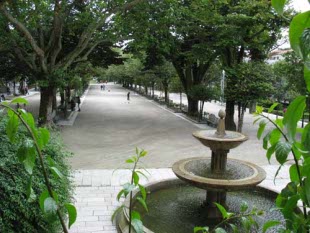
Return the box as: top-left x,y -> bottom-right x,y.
117,110 -> 286,232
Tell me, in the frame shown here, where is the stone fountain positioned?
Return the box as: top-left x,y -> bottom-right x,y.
117,110 -> 285,233
172,109 -> 266,219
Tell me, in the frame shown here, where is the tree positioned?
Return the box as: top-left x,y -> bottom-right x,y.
0,0 -> 143,125
225,62 -> 274,132
188,84 -> 219,122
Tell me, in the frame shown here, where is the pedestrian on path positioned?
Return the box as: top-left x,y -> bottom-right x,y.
100,85 -> 103,90
70,98 -> 75,111
127,92 -> 130,102
76,96 -> 81,112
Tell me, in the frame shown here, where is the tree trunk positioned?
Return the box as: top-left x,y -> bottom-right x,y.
52,88 -> 57,111
144,86 -> 148,95
225,100 -> 236,131
200,101 -> 204,122
180,92 -> 182,110
237,103 -> 246,132
65,86 -> 71,107
187,96 -> 198,115
60,89 -> 65,106
39,85 -> 54,125
152,82 -> 154,98
164,85 -> 169,104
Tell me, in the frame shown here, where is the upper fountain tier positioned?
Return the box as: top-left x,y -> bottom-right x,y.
193,110 -> 248,151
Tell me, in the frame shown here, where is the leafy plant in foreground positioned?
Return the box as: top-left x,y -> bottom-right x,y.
112,147 -> 148,233
253,0 -> 310,232
0,98 -> 76,233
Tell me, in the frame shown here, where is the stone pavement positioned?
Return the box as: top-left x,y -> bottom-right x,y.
69,165 -> 290,233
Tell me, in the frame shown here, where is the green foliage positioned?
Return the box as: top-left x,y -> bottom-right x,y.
113,148 -> 148,233
0,113 -> 73,233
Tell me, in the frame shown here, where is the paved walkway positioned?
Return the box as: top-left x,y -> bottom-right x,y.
62,84 -> 278,169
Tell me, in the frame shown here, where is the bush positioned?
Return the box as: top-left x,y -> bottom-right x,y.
0,115 -> 73,233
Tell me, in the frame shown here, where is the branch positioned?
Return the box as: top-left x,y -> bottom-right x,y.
0,5 -> 44,58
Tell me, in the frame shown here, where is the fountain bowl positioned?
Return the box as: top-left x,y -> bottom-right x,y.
116,179 -> 287,233
193,130 -> 248,151
172,157 -> 266,191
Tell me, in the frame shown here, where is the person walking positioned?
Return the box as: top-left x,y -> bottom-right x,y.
127,92 -> 130,102
76,96 -> 81,112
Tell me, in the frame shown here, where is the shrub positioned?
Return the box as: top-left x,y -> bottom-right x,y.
0,115 -> 73,233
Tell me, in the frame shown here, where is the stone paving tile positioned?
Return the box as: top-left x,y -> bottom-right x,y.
69,166 -> 290,233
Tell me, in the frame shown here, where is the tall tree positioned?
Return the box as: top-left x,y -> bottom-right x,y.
0,0 -> 143,124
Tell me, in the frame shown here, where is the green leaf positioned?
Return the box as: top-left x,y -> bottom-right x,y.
138,184 -> 147,200
256,105 -> 263,114
133,171 -> 139,185
123,183 -> 135,196
304,178 -> 310,205
39,190 -> 50,211
214,228 -> 227,233
263,132 -> 270,150
271,0 -> 286,15
269,128 -> 281,146
137,196 -> 148,212
11,97 -> 28,105
266,144 -> 276,162
50,166 -> 64,179
253,116 -> 261,125
194,226 -> 209,233
117,190 -> 125,201
289,11 -> 310,59
139,150 -> 148,157
268,103 -> 279,113
6,113 -> 19,142
229,224 -> 238,233
26,176 -> 36,202
38,128 -> 50,148
257,120 -> 267,139
64,203 -> 77,228
263,220 -> 281,233
240,202 -> 248,213
275,141 -> 291,165
131,218 -> 144,233
126,158 -> 134,163
214,203 -> 231,219
302,123 -> 310,151
289,164 -> 299,182
304,66 -> 310,92
111,205 -> 124,222
300,28 -> 310,62
44,197 -> 58,215
283,96 -> 306,141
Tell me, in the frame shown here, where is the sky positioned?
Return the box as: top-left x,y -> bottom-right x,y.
292,0 -> 310,12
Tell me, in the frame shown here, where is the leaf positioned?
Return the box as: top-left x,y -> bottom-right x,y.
256,105 -> 264,114
214,203 -> 230,219
6,113 -> 19,142
268,103 -> 279,113
23,147 -> 36,175
44,197 -> 58,215
136,171 -> 148,180
266,144 -> 276,163
304,178 -> 310,206
275,141 -> 291,165
304,66 -> 310,92
240,202 -> 248,213
214,228 -> 227,233
194,226 -> 209,233
302,123 -> 310,152
111,205 -> 124,222
139,150 -> 147,157
39,190 -> 50,211
289,164 -> 299,182
64,203 -> 77,228
11,97 -> 28,105
300,28 -> 310,62
138,184 -> 147,200
253,116 -> 261,125
262,220 -> 281,233
283,96 -> 306,141
263,132 -> 270,150
257,120 -> 267,139
38,128 -> 50,148
271,0 -> 286,15
26,176 -> 36,202
131,218 -> 144,233
126,158 -> 134,163
123,183 -> 135,196
133,171 -> 139,185
117,190 -> 125,201
137,196 -> 148,212
289,11 -> 310,59
50,166 -> 64,179
269,128 -> 281,146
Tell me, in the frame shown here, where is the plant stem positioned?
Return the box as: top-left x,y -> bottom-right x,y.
259,114 -> 307,218
2,105 -> 69,233
129,158 -> 139,233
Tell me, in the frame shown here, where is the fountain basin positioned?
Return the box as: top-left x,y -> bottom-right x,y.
172,157 -> 266,191
117,179 -> 285,233
193,130 -> 248,151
